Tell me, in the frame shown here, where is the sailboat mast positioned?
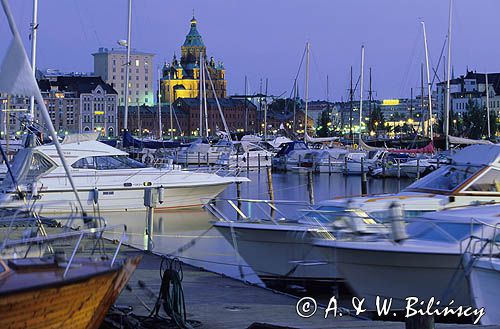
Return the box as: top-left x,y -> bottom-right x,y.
244,75 -> 248,132
359,46 -> 365,146
292,79 -> 297,132
29,0 -> 38,119
445,0 -> 453,150
264,78 -> 268,140
421,21 -> 434,142
169,71 -> 173,138
368,68 -> 372,122
157,68 -> 162,139
486,73 -> 491,139
203,58 -> 209,138
349,66 -> 353,138
421,63 -> 425,137
199,52 -> 203,137
305,42 -> 310,140
123,0 -> 132,131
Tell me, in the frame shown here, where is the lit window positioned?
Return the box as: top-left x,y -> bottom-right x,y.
135,59 -> 140,66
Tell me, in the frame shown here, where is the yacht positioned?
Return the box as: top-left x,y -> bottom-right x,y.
469,256 -> 500,325
0,134 -> 246,213
272,141 -> 312,171
314,205 -> 500,310
210,199 -> 386,286
175,139 -> 232,166
324,144 -> 500,220
216,141 -> 273,169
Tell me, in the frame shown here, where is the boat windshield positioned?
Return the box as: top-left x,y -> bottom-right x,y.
299,205 -> 378,225
407,221 -> 480,243
405,164 -> 483,193
72,155 -> 146,170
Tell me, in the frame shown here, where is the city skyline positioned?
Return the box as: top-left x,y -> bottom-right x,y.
2,0 -> 500,101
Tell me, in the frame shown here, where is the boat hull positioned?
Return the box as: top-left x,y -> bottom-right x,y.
214,223 -> 339,284
4,182 -> 231,213
0,256 -> 140,329
322,243 -> 471,309
469,257 -> 500,325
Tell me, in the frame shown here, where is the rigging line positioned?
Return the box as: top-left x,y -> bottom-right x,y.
430,36 -> 448,86
288,45 -> 307,99
310,47 -> 327,99
399,28 -> 421,97
71,0 -> 90,43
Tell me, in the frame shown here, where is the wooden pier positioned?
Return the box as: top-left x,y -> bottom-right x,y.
110,246 -> 500,329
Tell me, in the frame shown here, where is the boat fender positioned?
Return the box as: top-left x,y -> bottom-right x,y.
448,196 -> 455,203
265,155 -> 269,161
92,187 -> 99,205
158,186 -> 165,204
389,201 -> 408,243
31,182 -> 38,198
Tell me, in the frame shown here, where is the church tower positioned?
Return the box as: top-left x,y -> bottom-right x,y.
160,16 -> 227,104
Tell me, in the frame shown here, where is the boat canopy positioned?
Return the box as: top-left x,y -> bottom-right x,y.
450,144 -> 500,167
122,130 -> 183,149
448,135 -> 493,145
276,141 -> 309,156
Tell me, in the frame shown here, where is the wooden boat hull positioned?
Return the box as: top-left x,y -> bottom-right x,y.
0,256 -> 141,329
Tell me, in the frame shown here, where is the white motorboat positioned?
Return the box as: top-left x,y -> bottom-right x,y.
215,141 -> 273,169
0,134 -> 246,213
175,139 -> 232,166
272,141 -> 313,171
468,255 -> 500,324
324,144 -> 500,220
343,150 -> 385,175
314,205 -> 500,310
210,199 -> 386,286
370,155 -> 440,178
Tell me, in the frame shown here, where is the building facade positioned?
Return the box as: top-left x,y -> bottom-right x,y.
160,16 -> 227,104
36,76 -> 118,137
119,98 -> 256,137
93,47 -> 155,107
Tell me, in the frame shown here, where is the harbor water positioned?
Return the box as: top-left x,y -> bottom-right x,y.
105,171 -> 413,284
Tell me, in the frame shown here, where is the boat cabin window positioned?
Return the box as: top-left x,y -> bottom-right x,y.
72,155 -> 145,170
465,168 -> 500,193
407,222 -> 480,242
406,165 -> 483,192
26,153 -> 55,181
300,206 -> 378,225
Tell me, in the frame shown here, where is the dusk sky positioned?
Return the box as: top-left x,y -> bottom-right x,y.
2,0 -> 500,101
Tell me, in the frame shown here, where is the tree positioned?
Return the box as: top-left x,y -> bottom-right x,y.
462,99 -> 497,139
368,106 -> 385,133
316,109 -> 332,137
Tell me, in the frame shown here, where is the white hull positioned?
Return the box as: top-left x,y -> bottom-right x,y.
318,242 -> 471,309
215,222 -> 339,282
5,182 -> 230,213
469,257 -> 500,325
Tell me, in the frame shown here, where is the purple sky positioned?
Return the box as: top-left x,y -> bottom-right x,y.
2,0 -> 500,100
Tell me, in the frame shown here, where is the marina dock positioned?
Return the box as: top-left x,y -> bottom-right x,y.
110,245 -> 500,329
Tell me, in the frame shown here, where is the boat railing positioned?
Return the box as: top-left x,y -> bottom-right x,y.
459,221 -> 500,259
204,197 -> 316,224
1,223 -> 127,278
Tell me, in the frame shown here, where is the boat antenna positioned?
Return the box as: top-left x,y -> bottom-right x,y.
0,0 -> 86,214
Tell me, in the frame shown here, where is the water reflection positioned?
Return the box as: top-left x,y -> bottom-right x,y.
105,171 -> 411,284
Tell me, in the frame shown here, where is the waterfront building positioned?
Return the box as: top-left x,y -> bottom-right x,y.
160,16 -> 227,103
436,70 -> 500,118
93,47 -> 155,107
119,98 -> 256,137
35,76 -> 118,137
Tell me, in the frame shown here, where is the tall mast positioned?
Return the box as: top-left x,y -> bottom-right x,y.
244,75 -> 248,132
368,67 -> 372,122
29,0 -> 38,120
157,67 -> 162,139
199,52 -> 203,137
203,58 -> 209,138
349,66 -> 353,138
422,21 -> 434,143
410,87 -> 413,119
421,63 -> 425,137
486,73 -> 491,139
123,0 -> 132,131
264,78 -> 268,140
292,79 -> 297,133
304,42 -> 310,140
169,70 -> 173,138
444,0 -> 453,150
359,46 -> 365,146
